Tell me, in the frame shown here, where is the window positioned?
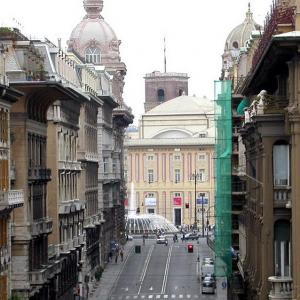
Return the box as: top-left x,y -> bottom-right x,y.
174,155 -> 181,161
103,157 -> 109,174
174,192 -> 181,198
148,169 -> 154,183
175,169 -> 181,183
157,89 -> 165,101
273,143 -> 289,186
148,208 -> 155,214
85,47 -> 101,64
147,155 -> 154,161
199,169 -> 205,182
147,192 -> 155,198
198,154 -> 205,160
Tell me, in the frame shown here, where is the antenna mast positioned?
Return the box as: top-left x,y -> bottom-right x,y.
164,37 -> 167,73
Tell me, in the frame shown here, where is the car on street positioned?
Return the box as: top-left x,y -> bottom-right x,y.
184,232 -> 199,240
156,235 -> 168,244
201,276 -> 216,294
202,257 -> 214,265
127,235 -> 133,241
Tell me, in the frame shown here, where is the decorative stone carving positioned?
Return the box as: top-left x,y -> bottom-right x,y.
110,39 -> 120,51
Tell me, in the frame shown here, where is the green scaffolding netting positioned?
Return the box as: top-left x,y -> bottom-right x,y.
214,80 -> 232,277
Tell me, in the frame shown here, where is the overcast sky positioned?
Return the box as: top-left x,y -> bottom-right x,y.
1,0 -> 271,123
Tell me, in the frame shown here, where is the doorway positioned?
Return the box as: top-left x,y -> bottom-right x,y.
174,208 -> 182,226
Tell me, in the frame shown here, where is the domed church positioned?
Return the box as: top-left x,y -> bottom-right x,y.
68,0 -> 128,105
221,3 -> 261,84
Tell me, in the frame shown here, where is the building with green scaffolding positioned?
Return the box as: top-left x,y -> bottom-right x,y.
214,80 -> 232,278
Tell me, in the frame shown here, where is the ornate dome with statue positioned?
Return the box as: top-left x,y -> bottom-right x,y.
68,0 -> 121,65
224,3 -> 261,52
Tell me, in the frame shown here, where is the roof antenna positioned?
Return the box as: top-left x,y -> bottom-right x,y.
164,36 -> 167,73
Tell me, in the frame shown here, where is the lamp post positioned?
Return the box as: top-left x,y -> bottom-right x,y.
199,193 -> 205,237
190,170 -> 202,230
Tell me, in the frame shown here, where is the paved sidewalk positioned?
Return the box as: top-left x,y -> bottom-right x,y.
89,241 -> 134,300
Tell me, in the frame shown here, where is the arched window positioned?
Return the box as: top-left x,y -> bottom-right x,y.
85,47 -> 101,64
157,89 -> 165,101
232,41 -> 239,49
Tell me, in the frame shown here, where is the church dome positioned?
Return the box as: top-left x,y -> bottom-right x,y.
225,4 -> 261,51
68,0 -> 121,64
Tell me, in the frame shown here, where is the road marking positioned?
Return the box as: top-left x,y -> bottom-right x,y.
161,244 -> 173,294
187,295 -> 191,298
156,295 -> 161,299
163,295 -> 168,299
171,295 -> 176,299
138,245 -> 154,295
125,296 -> 130,299
133,296 -> 138,299
148,296 -> 153,299
179,295 -> 183,299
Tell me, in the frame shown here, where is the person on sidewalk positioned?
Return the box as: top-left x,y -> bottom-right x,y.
120,248 -> 124,262
108,251 -> 113,262
115,249 -> 119,263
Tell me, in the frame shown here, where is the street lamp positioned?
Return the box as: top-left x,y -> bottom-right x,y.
190,170 -> 202,231
199,192 -> 205,237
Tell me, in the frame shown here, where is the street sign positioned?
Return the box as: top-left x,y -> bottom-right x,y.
196,197 -> 208,204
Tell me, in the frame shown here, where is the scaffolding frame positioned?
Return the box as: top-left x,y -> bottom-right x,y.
214,80 -> 232,277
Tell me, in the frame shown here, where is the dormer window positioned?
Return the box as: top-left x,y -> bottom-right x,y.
157,89 -> 165,102
85,47 -> 101,64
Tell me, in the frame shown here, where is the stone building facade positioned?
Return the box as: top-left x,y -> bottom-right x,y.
0,57 -> 24,300
223,0 -> 300,299
68,0 -> 133,264
0,17 -> 132,300
125,95 -> 215,229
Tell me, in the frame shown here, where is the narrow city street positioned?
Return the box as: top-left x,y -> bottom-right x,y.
108,237 -> 216,300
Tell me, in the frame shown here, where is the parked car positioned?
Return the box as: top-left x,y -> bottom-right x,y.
201,276 -> 216,294
156,235 -> 168,244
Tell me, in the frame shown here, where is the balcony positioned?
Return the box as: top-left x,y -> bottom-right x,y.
78,234 -> 85,245
47,260 -> 61,278
274,187 -> 291,208
77,151 -> 99,162
29,267 -> 48,286
59,242 -> 70,254
268,276 -> 293,299
28,168 -> 51,181
31,218 -> 53,236
58,160 -> 81,171
232,182 -> 247,194
0,189 -> 24,210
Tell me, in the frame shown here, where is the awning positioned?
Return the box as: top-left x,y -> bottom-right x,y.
237,97 -> 250,116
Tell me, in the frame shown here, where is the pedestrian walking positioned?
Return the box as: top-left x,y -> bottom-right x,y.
108,251 -> 113,262
115,249 -> 119,263
120,248 -> 124,262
